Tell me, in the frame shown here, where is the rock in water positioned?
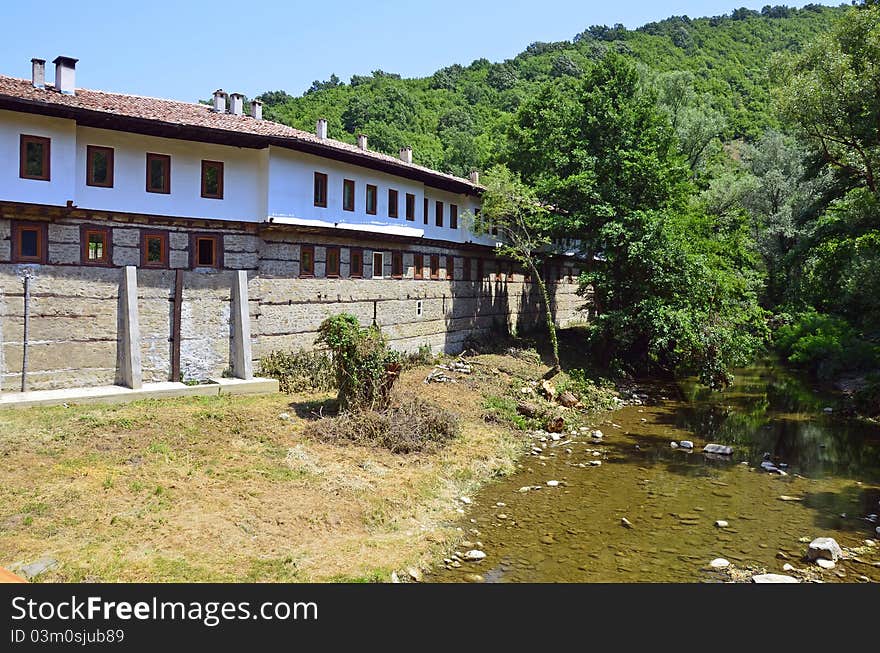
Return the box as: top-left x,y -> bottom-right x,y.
463,550 -> 486,561
703,444 -> 733,455
709,558 -> 730,569
806,537 -> 842,562
546,480 -> 560,487
621,517 -> 633,528
459,496 -> 472,505
545,416 -> 565,433
715,520 -> 729,528
591,429 -> 604,439
816,559 -> 836,570
670,442 -> 679,449
463,574 -> 484,583
752,574 -> 799,583
679,441 -> 694,449
782,563 -> 795,572
558,391 -> 578,408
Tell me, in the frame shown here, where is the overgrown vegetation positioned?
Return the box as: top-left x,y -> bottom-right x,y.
316,314 -> 402,411
306,393 -> 461,454
257,349 -> 335,394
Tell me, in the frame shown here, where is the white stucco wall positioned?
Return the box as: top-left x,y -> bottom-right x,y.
74,127 -> 265,222
266,147 -> 490,246
0,109 -> 76,207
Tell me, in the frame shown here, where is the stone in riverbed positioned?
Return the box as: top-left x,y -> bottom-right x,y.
709,558 -> 729,568
460,496 -> 472,505
752,573 -> 799,583
703,443 -> 733,455
407,567 -> 423,582
778,495 -> 803,502
679,441 -> 694,449
816,558 -> 836,570
806,537 -> 843,562
782,563 -> 795,572
463,574 -> 484,583
463,550 -> 486,561
670,442 -> 679,449
715,520 -> 729,528
546,480 -> 560,487
591,429 -> 604,439
621,517 -> 633,528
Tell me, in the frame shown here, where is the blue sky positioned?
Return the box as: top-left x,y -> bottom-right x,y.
0,1 -> 824,102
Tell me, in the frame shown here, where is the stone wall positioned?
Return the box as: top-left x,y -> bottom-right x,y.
0,212 -> 589,392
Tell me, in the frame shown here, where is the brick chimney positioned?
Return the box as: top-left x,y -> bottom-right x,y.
399,146 -> 412,164
357,134 -> 368,150
31,58 -> 45,89
52,56 -> 78,95
251,99 -> 263,120
212,89 -> 227,113
316,118 -> 328,139
229,93 -> 244,116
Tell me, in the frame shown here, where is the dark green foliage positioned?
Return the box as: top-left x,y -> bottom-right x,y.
257,350 -> 335,394
775,311 -> 880,380
316,314 -> 402,411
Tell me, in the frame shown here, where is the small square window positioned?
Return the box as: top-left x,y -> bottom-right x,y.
301,245 -> 315,276
388,189 -> 399,218
12,222 -> 47,263
350,248 -> 363,278
405,193 -> 415,221
141,231 -> 168,268
372,252 -> 384,278
191,234 -> 222,268
86,145 -> 114,187
146,153 -> 170,194
366,185 -> 377,215
82,226 -> 111,265
391,251 -> 403,278
20,135 -> 50,181
201,160 -> 224,199
413,253 -> 424,280
343,180 -> 355,212
430,254 -> 439,280
314,173 -> 328,208
327,247 -> 340,277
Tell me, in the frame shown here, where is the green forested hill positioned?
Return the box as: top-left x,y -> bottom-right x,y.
257,4 -> 845,176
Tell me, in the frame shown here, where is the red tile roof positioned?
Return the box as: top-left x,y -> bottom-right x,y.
0,75 -> 481,195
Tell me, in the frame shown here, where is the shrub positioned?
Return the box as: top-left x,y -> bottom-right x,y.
557,369 -> 620,412
258,349 -> 335,394
306,393 -> 460,453
401,344 -> 437,370
775,310 -> 880,380
316,314 -> 402,411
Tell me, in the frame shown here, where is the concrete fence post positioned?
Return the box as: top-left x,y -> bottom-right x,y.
231,270 -> 253,380
120,265 -> 142,390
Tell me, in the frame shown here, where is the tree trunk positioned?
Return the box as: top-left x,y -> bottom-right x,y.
528,258 -> 561,374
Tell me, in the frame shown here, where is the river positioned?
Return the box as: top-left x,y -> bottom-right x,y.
433,359 -> 880,582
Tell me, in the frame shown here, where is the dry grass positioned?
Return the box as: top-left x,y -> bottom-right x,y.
0,354 -> 540,583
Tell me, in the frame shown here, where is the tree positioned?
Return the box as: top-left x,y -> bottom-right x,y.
774,4 -> 880,193
465,165 -> 562,372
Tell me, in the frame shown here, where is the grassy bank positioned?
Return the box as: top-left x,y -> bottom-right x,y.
0,341 -> 609,582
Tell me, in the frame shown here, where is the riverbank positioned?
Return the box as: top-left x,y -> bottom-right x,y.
0,340 -> 608,582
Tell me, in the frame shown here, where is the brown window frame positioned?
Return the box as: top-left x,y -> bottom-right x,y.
190,233 -> 223,269
80,225 -> 112,266
366,184 -> 378,215
423,197 -> 429,225
391,251 -> 403,279
343,179 -> 355,212
300,244 -> 315,277
11,221 -> 48,263
313,172 -> 328,208
145,153 -> 171,194
388,189 -> 399,218
435,201 -> 444,228
450,204 -> 458,230
413,253 -> 424,280
405,193 -> 415,221
200,160 -> 224,199
350,248 -> 363,278
326,246 -> 340,278
86,145 -> 114,188
430,254 -> 440,280
446,255 -> 454,280
141,230 -> 169,268
372,251 -> 384,279
19,135 -> 51,181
